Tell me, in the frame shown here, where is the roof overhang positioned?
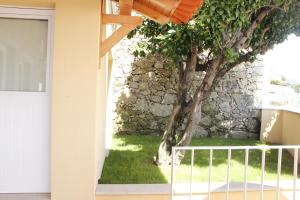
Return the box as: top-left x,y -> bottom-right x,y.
112,0 -> 204,24
100,0 -> 204,57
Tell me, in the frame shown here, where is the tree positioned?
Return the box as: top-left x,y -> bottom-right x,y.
128,0 -> 300,165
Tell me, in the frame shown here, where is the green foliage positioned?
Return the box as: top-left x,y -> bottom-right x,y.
270,78 -> 300,93
270,79 -> 286,86
128,0 -> 300,67
271,101 -> 286,106
292,84 -> 300,93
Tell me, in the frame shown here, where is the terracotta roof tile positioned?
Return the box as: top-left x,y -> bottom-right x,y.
170,0 -> 204,24
113,0 -> 204,24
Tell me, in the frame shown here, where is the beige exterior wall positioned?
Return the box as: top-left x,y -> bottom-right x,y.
51,1 -> 103,200
261,109 -> 300,145
281,110 -> 300,158
0,0 -> 55,8
260,109 -> 283,144
282,110 -> 300,145
97,54 -> 108,179
0,1 -> 107,200
261,109 -> 300,160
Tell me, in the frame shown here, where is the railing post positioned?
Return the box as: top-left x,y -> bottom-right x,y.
226,149 -> 231,200
244,148 -> 249,200
189,149 -> 194,200
171,148 -> 175,200
260,148 -> 266,200
293,148 -> 298,200
276,148 -> 282,200
208,149 -> 213,200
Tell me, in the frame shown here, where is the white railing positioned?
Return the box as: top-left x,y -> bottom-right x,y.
171,145 -> 300,200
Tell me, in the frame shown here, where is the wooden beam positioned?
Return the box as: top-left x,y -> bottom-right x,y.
100,24 -> 136,57
119,0 -> 133,15
110,0 -> 172,24
133,1 -> 170,24
102,14 -> 142,26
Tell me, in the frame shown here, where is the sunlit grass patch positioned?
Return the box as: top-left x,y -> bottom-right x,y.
100,135 -> 299,184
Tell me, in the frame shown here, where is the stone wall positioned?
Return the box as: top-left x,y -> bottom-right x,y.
110,37 -> 264,139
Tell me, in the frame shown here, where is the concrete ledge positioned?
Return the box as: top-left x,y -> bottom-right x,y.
262,107 -> 300,115
96,184 -> 170,195
96,181 -> 300,196
96,184 -> 300,200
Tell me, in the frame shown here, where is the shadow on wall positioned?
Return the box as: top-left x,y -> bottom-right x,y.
260,109 -> 283,144
198,60 -> 264,139
112,55 -> 178,135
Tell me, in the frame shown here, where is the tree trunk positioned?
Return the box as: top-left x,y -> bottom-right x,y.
156,104 -> 182,165
156,45 -> 198,165
161,55 -> 225,165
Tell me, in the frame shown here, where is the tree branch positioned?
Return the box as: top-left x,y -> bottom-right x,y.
260,26 -> 271,45
259,4 -> 285,12
233,8 -> 272,50
217,51 -> 256,79
177,45 -> 198,105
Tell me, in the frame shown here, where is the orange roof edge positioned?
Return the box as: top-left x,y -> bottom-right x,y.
170,0 -> 204,24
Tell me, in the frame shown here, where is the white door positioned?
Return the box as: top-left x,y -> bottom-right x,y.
0,7 -> 53,193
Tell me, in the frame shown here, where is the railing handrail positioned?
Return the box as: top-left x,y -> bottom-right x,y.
173,145 -> 300,151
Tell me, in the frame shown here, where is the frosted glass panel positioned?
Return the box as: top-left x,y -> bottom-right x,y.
0,18 -> 48,92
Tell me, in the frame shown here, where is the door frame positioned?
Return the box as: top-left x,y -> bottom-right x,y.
0,6 -> 54,192
0,6 -> 54,96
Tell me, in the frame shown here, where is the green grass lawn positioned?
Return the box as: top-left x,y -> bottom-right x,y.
100,135 -> 299,184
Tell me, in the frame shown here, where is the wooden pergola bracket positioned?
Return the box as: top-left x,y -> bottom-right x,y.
102,14 -> 142,25
100,0 -> 142,57
100,23 -> 138,57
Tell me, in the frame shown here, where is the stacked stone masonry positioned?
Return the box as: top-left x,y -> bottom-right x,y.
110,37 -> 264,139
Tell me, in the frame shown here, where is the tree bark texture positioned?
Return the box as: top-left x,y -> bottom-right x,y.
156,45 -> 198,165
